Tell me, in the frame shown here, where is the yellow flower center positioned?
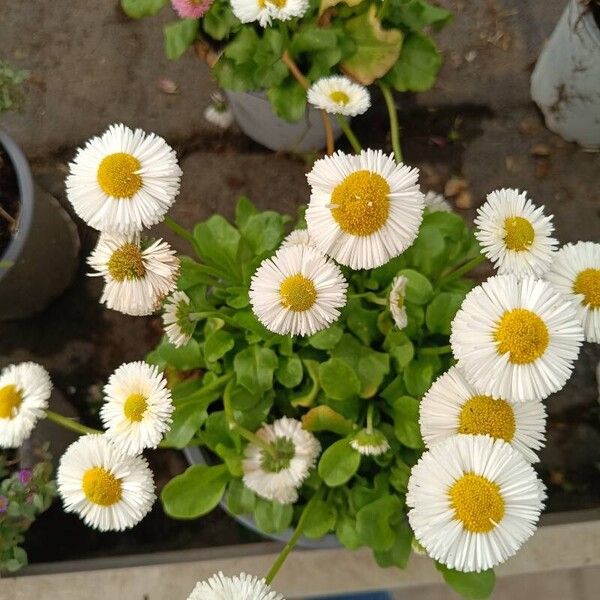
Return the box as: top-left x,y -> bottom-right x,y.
279,274 -> 317,312
573,268 -> 600,308
107,243 -> 146,282
494,308 -> 549,364
123,392 -> 148,422
396,294 -> 405,309
503,216 -> 535,251
258,0 -> 287,7
330,91 -> 350,106
82,467 -> 122,506
331,170 -> 390,236
458,395 -> 516,442
0,384 -> 22,419
449,472 -> 505,533
97,152 -> 142,199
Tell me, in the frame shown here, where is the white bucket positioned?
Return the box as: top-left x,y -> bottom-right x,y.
531,0 -> 600,149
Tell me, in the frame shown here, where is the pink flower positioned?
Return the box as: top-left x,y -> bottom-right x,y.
171,0 -> 214,19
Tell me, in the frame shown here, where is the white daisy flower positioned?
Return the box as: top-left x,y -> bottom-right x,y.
187,572 -> 284,600
66,124 -> 182,235
242,417 -> 321,504
307,76 -> 371,117
407,434 -> 546,573
424,190 -> 452,213
545,241 -> 600,343
162,291 -> 195,348
231,0 -> 308,28
389,274 -> 408,330
306,149 -> 424,269
475,188 -> 558,278
450,275 -> 584,402
204,93 -> 234,130
249,245 -> 347,337
88,233 -> 179,316
57,434 -> 155,531
420,366 -> 546,463
280,229 -> 317,250
350,428 -> 390,456
0,362 -> 52,449
100,362 -> 174,456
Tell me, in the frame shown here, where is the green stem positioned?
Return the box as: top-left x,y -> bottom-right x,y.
335,115 -> 362,154
378,82 -> 403,163
164,216 -> 198,250
230,423 -> 277,459
419,344 -> 453,356
265,488 -> 323,585
438,254 -> 486,287
366,402 -> 375,433
45,410 -> 100,436
188,311 -> 238,327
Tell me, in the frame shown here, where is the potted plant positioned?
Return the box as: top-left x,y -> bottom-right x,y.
4,113 -> 599,599
0,61 -> 80,320
531,0 -> 600,149
120,0 -> 452,152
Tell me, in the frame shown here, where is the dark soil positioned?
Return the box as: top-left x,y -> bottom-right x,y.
0,146 -> 20,259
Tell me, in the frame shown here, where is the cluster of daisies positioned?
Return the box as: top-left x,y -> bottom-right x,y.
66,123 -> 182,316
407,188 -> 599,573
0,360 -> 173,532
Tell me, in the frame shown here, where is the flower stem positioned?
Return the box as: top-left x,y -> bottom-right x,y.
419,344 -> 453,356
378,82 -> 403,163
366,402 -> 375,433
230,422 -> 277,459
45,410 -> 100,436
265,487 -> 323,585
335,115 -> 362,154
164,216 -> 198,251
438,254 -> 486,287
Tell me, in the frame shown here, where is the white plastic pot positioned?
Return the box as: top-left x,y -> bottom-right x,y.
531,0 -> 600,148
225,90 -> 343,153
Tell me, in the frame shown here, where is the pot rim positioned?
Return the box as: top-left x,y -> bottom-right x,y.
0,128 -> 34,284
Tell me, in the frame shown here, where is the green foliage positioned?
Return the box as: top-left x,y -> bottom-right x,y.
149,196 -> 479,585
0,452 -> 56,573
436,564 -> 496,600
0,62 -> 28,114
121,0 -> 168,19
164,19 -> 199,61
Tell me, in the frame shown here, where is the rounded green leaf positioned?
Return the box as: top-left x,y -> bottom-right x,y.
164,19 -> 199,61
426,292 -> 464,335
397,269 -> 434,305
319,358 -> 361,400
204,330 -> 235,363
392,396 -> 423,449
276,354 -> 304,388
435,564 -> 496,600
356,495 -> 404,551
254,498 -> 294,534
318,438 -> 361,487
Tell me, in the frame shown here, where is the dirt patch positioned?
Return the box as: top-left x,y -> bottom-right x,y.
0,146 -> 20,259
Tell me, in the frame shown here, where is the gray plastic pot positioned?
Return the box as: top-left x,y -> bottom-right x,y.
531,0 -> 600,148
225,90 -> 343,153
184,446 -> 340,549
0,129 -> 80,320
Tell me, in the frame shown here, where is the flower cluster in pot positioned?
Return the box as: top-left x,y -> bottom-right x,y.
0,115 -> 598,599
121,0 -> 452,128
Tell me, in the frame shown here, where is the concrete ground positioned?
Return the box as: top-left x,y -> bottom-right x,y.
1,0 -> 599,596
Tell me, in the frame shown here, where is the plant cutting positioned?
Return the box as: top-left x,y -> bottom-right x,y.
1,118 -> 598,599
120,0 -> 452,151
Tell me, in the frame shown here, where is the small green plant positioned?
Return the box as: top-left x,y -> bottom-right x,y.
0,450 -> 56,573
0,61 -> 28,114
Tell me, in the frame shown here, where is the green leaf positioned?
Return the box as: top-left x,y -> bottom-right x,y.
389,458 -> 412,493
392,396 -> 423,449
356,495 -> 404,551
385,31 -> 442,92
202,2 -> 240,41
308,323 -> 344,350
345,297 -> 380,346
205,330 -> 235,363
342,6 -> 403,84
290,26 -> 339,54
121,0 -> 168,18
384,330 -> 414,369
374,516 -> 413,569
164,402 -> 207,448
319,358 -> 361,401
403,355 -> 439,396
254,498 -> 294,534
226,479 -> 256,515
155,338 -> 202,370
224,28 -> 260,64
318,438 -> 361,487
332,335 -> 390,399
290,359 -> 320,407
398,269 -> 434,305
405,225 -> 446,278
386,0 -> 453,31
241,211 -> 287,256
161,465 -> 230,519
235,196 -> 258,229
267,78 -> 307,123
303,498 -> 337,538
336,514 -> 362,550
276,354 -> 304,388
193,215 -> 241,280
234,346 -> 278,396
302,405 -> 355,436
426,292 -> 464,335
435,564 -> 496,600
164,19 -> 199,61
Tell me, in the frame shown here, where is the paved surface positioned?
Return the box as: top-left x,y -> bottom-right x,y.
1,0 -> 599,594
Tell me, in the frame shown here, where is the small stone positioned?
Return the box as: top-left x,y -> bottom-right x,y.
530,143 -> 551,157
157,78 -> 178,95
519,117 -> 540,136
444,176 -> 468,198
535,160 -> 550,179
505,156 -> 519,172
550,470 -> 565,486
455,189 -> 473,209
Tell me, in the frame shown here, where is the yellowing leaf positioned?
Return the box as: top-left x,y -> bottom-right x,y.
318,0 -> 362,16
341,6 -> 403,85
